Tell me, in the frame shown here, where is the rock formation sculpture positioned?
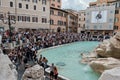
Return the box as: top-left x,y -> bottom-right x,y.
22,64 -> 44,80
99,67 -> 120,80
0,50 -> 17,80
90,57 -> 120,73
95,32 -> 120,58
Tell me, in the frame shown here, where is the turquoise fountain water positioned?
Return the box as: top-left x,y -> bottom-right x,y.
40,41 -> 100,80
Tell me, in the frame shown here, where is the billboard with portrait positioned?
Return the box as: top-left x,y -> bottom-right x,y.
91,10 -> 107,23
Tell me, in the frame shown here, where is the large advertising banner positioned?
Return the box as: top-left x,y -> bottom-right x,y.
91,10 -> 107,23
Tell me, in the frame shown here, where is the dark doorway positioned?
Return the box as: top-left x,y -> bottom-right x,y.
57,27 -> 61,32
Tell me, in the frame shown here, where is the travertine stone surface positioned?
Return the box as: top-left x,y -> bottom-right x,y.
22,65 -> 44,80
0,50 -> 17,80
99,67 -> 120,80
90,58 -> 120,73
95,32 -> 120,58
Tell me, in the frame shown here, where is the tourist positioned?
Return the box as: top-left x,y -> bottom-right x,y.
50,63 -> 54,80
33,50 -> 37,63
0,33 -> 2,45
53,66 -> 58,80
38,55 -> 43,65
41,57 -> 48,69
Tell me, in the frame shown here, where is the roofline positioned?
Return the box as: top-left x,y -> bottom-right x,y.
50,7 -> 68,13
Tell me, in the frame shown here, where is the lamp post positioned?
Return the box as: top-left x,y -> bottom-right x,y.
1,11 -> 16,43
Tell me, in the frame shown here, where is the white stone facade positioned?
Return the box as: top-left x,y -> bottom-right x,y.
0,0 -> 50,30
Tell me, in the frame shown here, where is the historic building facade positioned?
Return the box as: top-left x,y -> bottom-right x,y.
65,9 -> 78,33
0,0 -> 50,31
50,7 -> 68,32
89,0 -> 120,33
78,10 -> 86,33
86,5 -> 115,35
50,0 -> 61,9
49,0 -> 68,32
49,0 -> 78,33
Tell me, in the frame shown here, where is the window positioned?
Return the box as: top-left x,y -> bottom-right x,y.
19,3 -> 22,8
43,7 -> 45,11
0,14 -> 3,19
18,16 -> 30,22
109,25 -> 112,29
115,17 -> 119,22
114,26 -> 118,30
58,20 -> 63,26
22,16 -> 26,22
26,4 -> 29,9
64,22 -> 66,26
57,0 -> 60,3
32,0 -> 37,3
10,2 -> 13,7
32,17 -> 38,22
115,3 -> 117,8
10,15 -> 15,20
26,16 -> 30,22
34,5 -> 36,10
50,10 -> 54,15
58,12 -> 63,16
61,13 -> 63,16
50,19 -> 54,25
57,5 -> 60,8
42,18 -> 47,23
109,19 -> 113,22
58,12 -> 61,16
42,0 -> 46,5
51,4 -> 55,7
64,13 -> 67,17
115,10 -> 119,14
58,20 -> 60,25
18,16 -> 22,21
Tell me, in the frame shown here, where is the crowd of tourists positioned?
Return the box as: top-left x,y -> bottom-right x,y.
1,30 -> 110,45
2,30 -> 87,46
0,29 -> 111,80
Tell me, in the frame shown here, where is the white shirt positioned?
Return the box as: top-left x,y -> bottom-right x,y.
0,35 -> 2,44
